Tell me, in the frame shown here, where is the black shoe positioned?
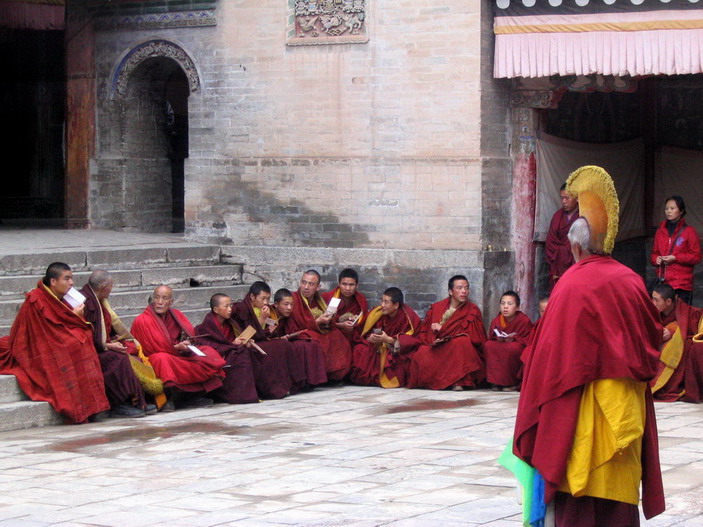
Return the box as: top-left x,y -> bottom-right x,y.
88,410 -> 110,423
111,404 -> 146,418
183,397 -> 214,408
143,404 -> 158,415
160,400 -> 176,412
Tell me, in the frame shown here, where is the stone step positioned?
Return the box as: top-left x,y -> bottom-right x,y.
0,374 -> 27,403
0,400 -> 62,432
0,265 -> 243,298
0,244 -> 224,276
0,284 -> 250,331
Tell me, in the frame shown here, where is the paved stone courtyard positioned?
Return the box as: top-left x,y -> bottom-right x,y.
0,386 -> 702,527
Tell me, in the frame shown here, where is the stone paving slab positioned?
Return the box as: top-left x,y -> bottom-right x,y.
0,386 -> 700,526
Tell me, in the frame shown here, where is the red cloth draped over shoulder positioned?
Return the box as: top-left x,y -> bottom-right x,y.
194,312 -> 259,404
0,282 -> 109,423
288,291 -> 352,381
400,298 -> 487,390
514,255 -> 665,519
545,207 -> 578,287
131,306 -> 225,393
484,311 -> 533,387
270,308 -> 328,386
321,288 -> 368,344
350,304 -> 421,387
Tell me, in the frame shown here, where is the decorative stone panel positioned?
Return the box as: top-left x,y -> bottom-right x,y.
287,0 -> 368,46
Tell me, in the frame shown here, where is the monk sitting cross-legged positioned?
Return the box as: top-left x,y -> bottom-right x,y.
287,270 -> 353,382
130,285 -> 226,411
484,290 -> 533,392
349,287 -> 421,388
400,275 -> 487,391
321,268 -> 368,346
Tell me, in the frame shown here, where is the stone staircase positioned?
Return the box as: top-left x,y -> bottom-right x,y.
0,240 -> 250,431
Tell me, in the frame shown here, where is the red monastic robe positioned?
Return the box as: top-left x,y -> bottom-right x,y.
545,207 -> 579,288
288,291 -> 353,381
194,312 -> 259,404
514,255 -> 664,523
484,311 -> 533,387
652,299 -> 703,402
321,288 -> 368,344
270,308 -> 327,386
80,284 -> 146,409
400,298 -> 487,390
350,304 -> 421,387
0,282 -> 109,423
131,306 -> 225,393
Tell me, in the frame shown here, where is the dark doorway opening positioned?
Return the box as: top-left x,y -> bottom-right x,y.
0,28 -> 65,226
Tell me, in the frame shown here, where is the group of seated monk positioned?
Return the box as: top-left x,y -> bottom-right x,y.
3,261 -> 699,425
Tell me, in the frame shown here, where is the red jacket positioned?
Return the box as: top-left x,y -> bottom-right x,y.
650,218 -> 702,291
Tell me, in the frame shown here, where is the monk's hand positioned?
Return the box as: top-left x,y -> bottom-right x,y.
316,313 -> 332,325
234,337 -> 246,346
655,255 -> 664,265
175,340 -> 192,354
663,327 -> 672,342
337,319 -> 355,331
258,304 -> 271,323
368,333 -> 382,344
430,322 -> 442,333
73,303 -> 85,318
662,255 -> 676,264
106,342 -> 128,353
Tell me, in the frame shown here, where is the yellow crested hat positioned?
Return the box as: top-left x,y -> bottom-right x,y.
565,165 -> 619,254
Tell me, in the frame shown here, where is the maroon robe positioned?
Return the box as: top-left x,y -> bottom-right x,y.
484,311 -> 533,387
514,255 -> 664,523
400,298 -> 487,390
350,304 -> 421,387
80,284 -> 146,410
0,282 -> 109,423
131,306 -> 225,393
270,309 -> 327,386
232,296 -> 307,394
545,207 -> 579,288
288,291 -> 353,381
321,288 -> 368,345
194,312 -> 259,404
653,299 -> 703,403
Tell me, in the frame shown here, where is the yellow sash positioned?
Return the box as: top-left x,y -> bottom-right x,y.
362,306 -> 416,389
652,322 -> 684,394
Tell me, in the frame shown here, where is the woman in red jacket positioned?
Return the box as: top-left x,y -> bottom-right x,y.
650,195 -> 702,305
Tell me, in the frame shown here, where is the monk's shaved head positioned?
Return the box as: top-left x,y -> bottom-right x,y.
154,285 -> 173,298
152,285 -> 174,315
88,269 -> 112,290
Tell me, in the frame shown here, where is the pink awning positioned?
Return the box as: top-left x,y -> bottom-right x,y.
0,1 -> 65,31
494,1 -> 703,78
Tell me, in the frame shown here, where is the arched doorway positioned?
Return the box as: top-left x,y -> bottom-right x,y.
96,40 -> 199,233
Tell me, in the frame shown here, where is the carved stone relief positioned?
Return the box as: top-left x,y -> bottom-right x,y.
287,0 -> 368,46
111,40 -> 200,99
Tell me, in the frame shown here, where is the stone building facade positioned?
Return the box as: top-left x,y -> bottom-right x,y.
84,0 -> 514,315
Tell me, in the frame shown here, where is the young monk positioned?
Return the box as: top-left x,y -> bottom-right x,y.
194,294 -> 259,404
483,290 -> 533,391
349,287 -> 421,388
231,282 -> 304,398
321,268 -> 368,345
270,288 -> 327,387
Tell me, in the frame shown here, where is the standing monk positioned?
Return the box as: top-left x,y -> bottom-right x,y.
507,166 -> 664,526
80,270 -> 157,417
349,287 -> 420,388
288,270 -> 353,381
194,294 -> 259,404
131,285 -> 226,410
545,183 -> 579,289
321,268 -> 368,345
400,275 -> 486,391
0,262 -> 109,423
483,290 -> 533,392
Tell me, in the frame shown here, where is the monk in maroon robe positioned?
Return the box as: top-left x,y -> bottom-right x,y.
271,288 -> 327,386
131,285 -> 226,408
194,294 -> 259,404
321,268 -> 368,345
231,282 -> 304,397
484,291 -> 533,391
514,215 -> 664,525
80,271 -> 151,417
400,275 -> 486,390
287,270 -> 353,381
545,184 -> 579,289
0,262 -> 109,423
650,283 -> 703,402
350,287 -> 421,387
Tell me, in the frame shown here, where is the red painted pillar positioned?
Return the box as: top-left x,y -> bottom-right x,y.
64,5 -> 94,228
511,107 -> 538,316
